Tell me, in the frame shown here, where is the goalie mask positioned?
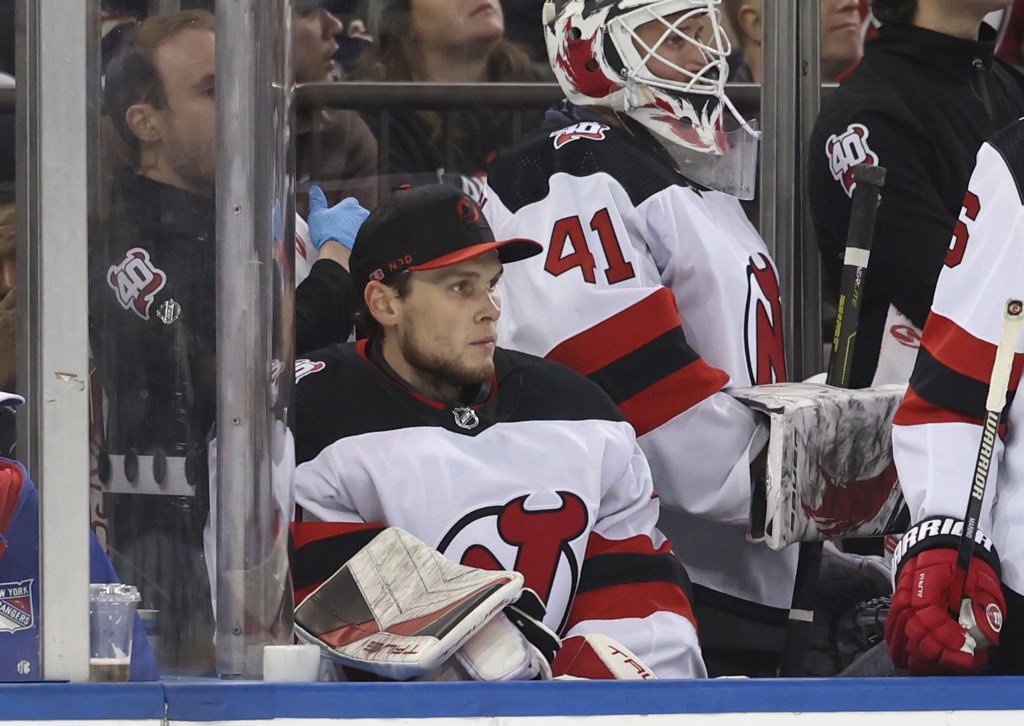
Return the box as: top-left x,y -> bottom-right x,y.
543,0 -> 759,198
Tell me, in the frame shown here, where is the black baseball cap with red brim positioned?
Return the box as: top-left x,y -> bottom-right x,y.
349,184 -> 541,290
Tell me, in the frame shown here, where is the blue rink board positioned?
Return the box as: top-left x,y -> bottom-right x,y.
2,678 -> 1024,721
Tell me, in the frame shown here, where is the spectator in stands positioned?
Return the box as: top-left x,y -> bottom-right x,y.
95,9 -> 367,674
500,0 -> 555,75
725,0 -> 863,83
294,0 -> 379,216
325,1 -> 373,72
0,191 -> 13,460
808,0 -> 1024,388
355,0 -> 540,196
1,76 -> 15,460
0,392 -> 161,682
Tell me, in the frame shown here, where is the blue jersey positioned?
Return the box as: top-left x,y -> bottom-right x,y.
0,457 -> 159,682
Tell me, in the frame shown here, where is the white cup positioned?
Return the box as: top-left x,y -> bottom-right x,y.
263,644 -> 322,682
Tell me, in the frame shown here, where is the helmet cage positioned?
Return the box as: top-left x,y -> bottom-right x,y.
607,1 -> 730,100
545,0 -> 745,155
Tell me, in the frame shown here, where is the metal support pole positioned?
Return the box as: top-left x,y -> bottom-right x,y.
16,0 -> 93,681
760,0 -> 821,380
214,0 -> 295,678
798,2 -> 825,378
759,0 -> 800,379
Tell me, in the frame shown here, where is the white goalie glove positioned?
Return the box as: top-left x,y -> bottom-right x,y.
294,527 -> 558,681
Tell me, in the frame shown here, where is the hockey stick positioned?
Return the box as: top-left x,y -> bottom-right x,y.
947,298 -> 1024,624
779,163 -> 887,677
827,163 -> 888,388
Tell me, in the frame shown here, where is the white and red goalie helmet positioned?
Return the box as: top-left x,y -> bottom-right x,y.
543,0 -> 733,155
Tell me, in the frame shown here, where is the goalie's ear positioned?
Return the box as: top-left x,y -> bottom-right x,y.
364,279 -> 400,330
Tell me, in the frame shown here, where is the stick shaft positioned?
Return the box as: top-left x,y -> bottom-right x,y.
779,164 -> 886,677
947,298 -> 1024,612
828,164 -> 887,388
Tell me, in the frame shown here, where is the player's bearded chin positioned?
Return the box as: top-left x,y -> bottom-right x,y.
399,330 -> 495,394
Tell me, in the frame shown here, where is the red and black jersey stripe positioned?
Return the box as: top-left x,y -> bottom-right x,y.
895,312 -> 1024,431
290,521 -> 385,604
546,289 -> 729,436
565,533 -> 696,631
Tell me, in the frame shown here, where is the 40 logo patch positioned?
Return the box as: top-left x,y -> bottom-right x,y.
550,122 -> 609,149
294,358 -> 327,383
107,247 -> 167,321
826,123 -> 879,198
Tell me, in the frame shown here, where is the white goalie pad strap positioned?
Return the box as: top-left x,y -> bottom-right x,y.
552,634 -> 657,680
729,382 -> 909,550
294,527 -> 524,680
420,590 -> 560,682
449,613 -> 553,681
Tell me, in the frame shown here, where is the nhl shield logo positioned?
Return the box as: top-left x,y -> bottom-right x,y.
156,299 -> 181,325
452,406 -> 479,430
0,579 -> 35,634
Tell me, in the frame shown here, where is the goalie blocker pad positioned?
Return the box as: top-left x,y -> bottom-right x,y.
729,382 -> 910,550
294,527 -> 525,680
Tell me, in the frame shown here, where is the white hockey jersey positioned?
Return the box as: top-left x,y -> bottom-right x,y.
893,119 -> 1024,597
482,111 -> 797,641
291,341 -> 705,679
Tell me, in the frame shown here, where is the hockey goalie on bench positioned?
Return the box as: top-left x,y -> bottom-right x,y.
288,185 -> 704,681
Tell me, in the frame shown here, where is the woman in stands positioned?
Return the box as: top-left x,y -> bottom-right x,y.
354,0 -> 540,196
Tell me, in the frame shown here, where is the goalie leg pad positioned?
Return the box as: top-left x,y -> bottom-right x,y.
553,634 -> 657,680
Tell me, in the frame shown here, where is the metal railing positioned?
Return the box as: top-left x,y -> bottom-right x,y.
292,77 -> 829,379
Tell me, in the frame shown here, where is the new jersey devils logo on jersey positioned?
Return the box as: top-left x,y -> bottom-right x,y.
107,247 -> 168,321
744,253 -> 786,384
826,123 -> 879,198
437,490 -> 588,632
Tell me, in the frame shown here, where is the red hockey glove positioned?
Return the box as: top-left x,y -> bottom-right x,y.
885,517 -> 1005,675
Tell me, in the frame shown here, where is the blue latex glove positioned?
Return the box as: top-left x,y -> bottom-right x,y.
307,185 -> 370,251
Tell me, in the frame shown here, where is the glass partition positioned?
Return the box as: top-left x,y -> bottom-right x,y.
12,0 -> 838,684
86,0 -> 293,678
